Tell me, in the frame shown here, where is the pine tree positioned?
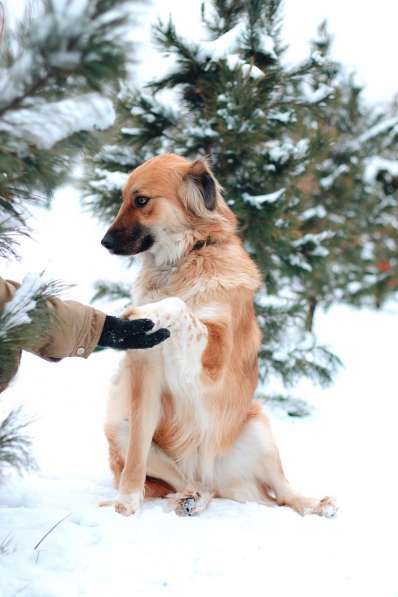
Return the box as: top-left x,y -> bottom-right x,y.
83,1 -> 398,403
289,22 -> 398,321
0,0 -> 138,472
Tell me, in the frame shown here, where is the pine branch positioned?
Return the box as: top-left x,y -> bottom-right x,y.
0,407 -> 36,475
0,0 -> 139,258
0,275 -> 67,388
91,280 -> 131,304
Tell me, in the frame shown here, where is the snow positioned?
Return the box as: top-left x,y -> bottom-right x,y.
225,55 -> 264,79
89,169 -> 129,194
267,139 -> 294,164
1,303 -> 398,596
95,145 -> 136,167
199,22 -> 276,64
363,156 -> 398,184
258,32 -> 277,59
0,52 -> 36,111
0,274 -> 42,336
288,253 -> 312,271
268,110 -> 293,123
121,127 -> 142,136
357,116 -> 398,146
243,188 -> 285,209
2,1 -> 398,593
300,205 -> 327,220
320,164 -> 350,189
200,22 -> 246,61
1,184 -> 398,596
0,94 -> 115,151
302,83 -> 334,104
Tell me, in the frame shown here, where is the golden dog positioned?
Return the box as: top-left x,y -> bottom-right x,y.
100,153 -> 336,518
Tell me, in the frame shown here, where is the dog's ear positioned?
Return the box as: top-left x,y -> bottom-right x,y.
182,159 -> 218,214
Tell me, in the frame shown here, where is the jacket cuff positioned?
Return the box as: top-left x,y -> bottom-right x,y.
72,307 -> 106,358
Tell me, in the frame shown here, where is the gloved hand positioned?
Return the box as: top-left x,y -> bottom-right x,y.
97,315 -> 170,350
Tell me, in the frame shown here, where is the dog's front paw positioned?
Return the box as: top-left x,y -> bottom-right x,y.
99,492 -> 143,517
123,298 -> 186,330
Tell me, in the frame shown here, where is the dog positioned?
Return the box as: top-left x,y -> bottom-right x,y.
99,153 -> 336,518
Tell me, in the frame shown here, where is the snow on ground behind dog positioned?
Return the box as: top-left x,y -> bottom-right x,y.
1,190 -> 398,596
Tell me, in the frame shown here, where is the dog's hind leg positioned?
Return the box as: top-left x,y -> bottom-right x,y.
147,443 -> 214,515
254,413 -> 337,517
147,442 -> 186,492
217,410 -> 337,518
167,489 -> 214,516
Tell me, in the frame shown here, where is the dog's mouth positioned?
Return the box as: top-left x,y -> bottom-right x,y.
101,225 -> 155,256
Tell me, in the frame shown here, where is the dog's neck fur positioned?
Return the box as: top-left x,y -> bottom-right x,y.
132,222 -> 260,308
133,228 -> 223,302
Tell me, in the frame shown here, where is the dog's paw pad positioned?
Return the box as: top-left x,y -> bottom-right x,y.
180,496 -> 197,516
169,490 -> 213,517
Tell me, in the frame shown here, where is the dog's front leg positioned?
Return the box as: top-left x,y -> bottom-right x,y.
114,359 -> 162,516
124,298 -> 230,384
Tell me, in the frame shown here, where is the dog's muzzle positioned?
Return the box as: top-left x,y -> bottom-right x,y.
101,224 -> 154,256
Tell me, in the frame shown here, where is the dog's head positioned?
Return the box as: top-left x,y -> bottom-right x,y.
101,154 -> 235,261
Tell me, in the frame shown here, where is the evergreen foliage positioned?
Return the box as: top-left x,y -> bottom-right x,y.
82,0 -> 398,395
0,0 -> 137,470
86,0 -> 398,395
0,407 -> 36,475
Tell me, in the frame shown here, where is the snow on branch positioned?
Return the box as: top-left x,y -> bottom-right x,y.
302,83 -> 334,104
0,274 -> 42,337
320,165 -> 350,190
197,22 -> 275,77
243,188 -> 285,209
363,157 -> 398,184
89,168 -> 129,194
0,0 -> 132,119
200,22 -> 246,60
0,274 -> 65,340
357,116 -> 398,146
292,231 -> 335,258
0,94 -> 115,151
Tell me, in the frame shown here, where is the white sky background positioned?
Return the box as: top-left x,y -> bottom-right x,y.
2,0 -> 398,299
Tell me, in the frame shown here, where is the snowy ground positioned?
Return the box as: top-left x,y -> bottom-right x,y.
1,191 -> 398,596
1,301 -> 398,597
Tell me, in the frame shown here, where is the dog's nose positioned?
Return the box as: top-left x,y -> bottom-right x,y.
101,233 -> 115,250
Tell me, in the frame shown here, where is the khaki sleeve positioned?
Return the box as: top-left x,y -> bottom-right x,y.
34,297 -> 106,360
0,276 -> 106,360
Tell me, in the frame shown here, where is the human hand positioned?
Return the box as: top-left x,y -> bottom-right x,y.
97,315 -> 170,350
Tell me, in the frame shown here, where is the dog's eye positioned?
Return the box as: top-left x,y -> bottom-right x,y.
134,196 -> 150,208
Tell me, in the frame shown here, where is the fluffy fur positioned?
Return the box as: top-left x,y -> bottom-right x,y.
100,154 -> 336,518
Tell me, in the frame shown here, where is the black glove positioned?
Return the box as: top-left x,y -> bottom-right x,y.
98,315 -> 170,350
